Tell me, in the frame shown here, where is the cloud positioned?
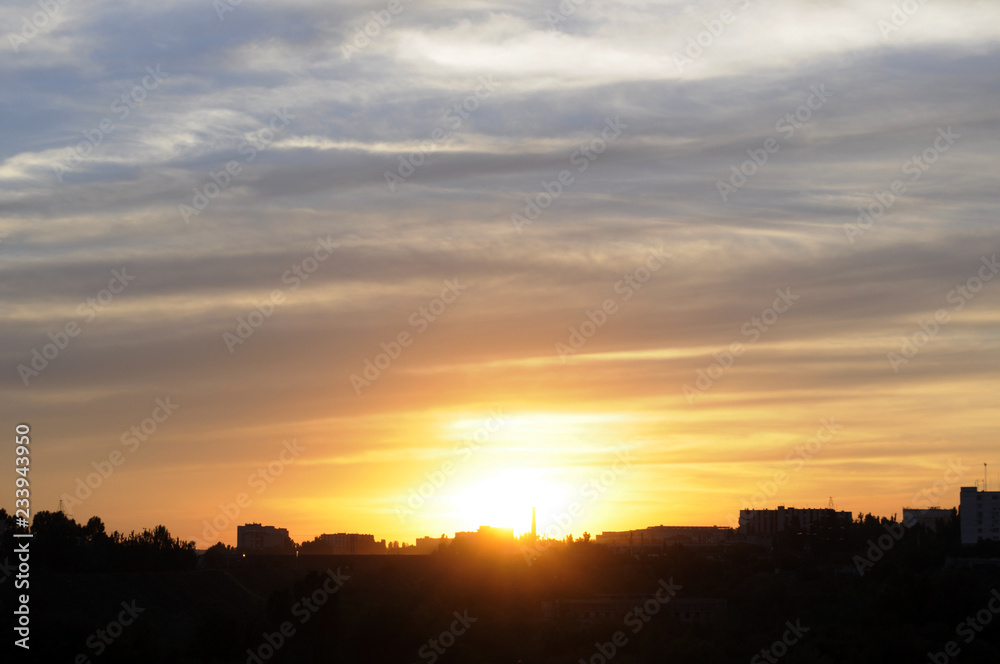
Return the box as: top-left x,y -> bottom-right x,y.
2,0 -> 999,541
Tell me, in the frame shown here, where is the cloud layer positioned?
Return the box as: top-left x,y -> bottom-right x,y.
2,0 -> 998,544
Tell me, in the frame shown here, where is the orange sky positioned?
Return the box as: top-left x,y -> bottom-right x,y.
3,0 -> 999,548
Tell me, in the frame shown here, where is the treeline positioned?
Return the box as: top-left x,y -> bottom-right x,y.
768,509 -> 994,557
1,509 -> 196,572
5,508 -> 1000,662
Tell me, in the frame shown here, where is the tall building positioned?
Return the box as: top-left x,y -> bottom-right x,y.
738,506 -> 852,538
236,523 -> 294,554
960,486 -> 1000,545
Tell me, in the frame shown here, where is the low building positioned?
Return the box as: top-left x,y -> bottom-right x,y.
960,486 -> 1000,545
902,507 -> 953,531
317,532 -> 387,555
413,536 -> 451,554
452,526 -> 515,552
595,525 -> 731,551
738,507 -> 852,538
236,523 -> 294,554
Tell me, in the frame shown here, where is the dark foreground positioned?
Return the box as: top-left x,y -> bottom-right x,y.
4,512 -> 1000,663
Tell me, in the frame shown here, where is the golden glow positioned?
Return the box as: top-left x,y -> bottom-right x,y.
446,468 -> 571,535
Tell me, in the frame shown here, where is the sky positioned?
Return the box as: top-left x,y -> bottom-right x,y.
2,0 -> 998,548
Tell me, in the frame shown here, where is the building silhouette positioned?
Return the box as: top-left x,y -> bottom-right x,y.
236,523 -> 294,554
902,506 -> 953,531
315,532 -> 387,555
412,535 -> 452,554
738,506 -> 852,538
453,526 -> 515,552
960,486 -> 1000,544
595,525 -> 731,551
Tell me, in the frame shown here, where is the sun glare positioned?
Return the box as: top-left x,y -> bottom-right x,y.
434,411 -> 634,536
448,468 -> 570,535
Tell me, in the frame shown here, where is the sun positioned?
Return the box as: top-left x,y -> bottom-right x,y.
435,410 -> 627,536
447,468 -> 570,535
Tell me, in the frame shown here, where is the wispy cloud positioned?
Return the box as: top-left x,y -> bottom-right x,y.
2,0 -> 998,542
